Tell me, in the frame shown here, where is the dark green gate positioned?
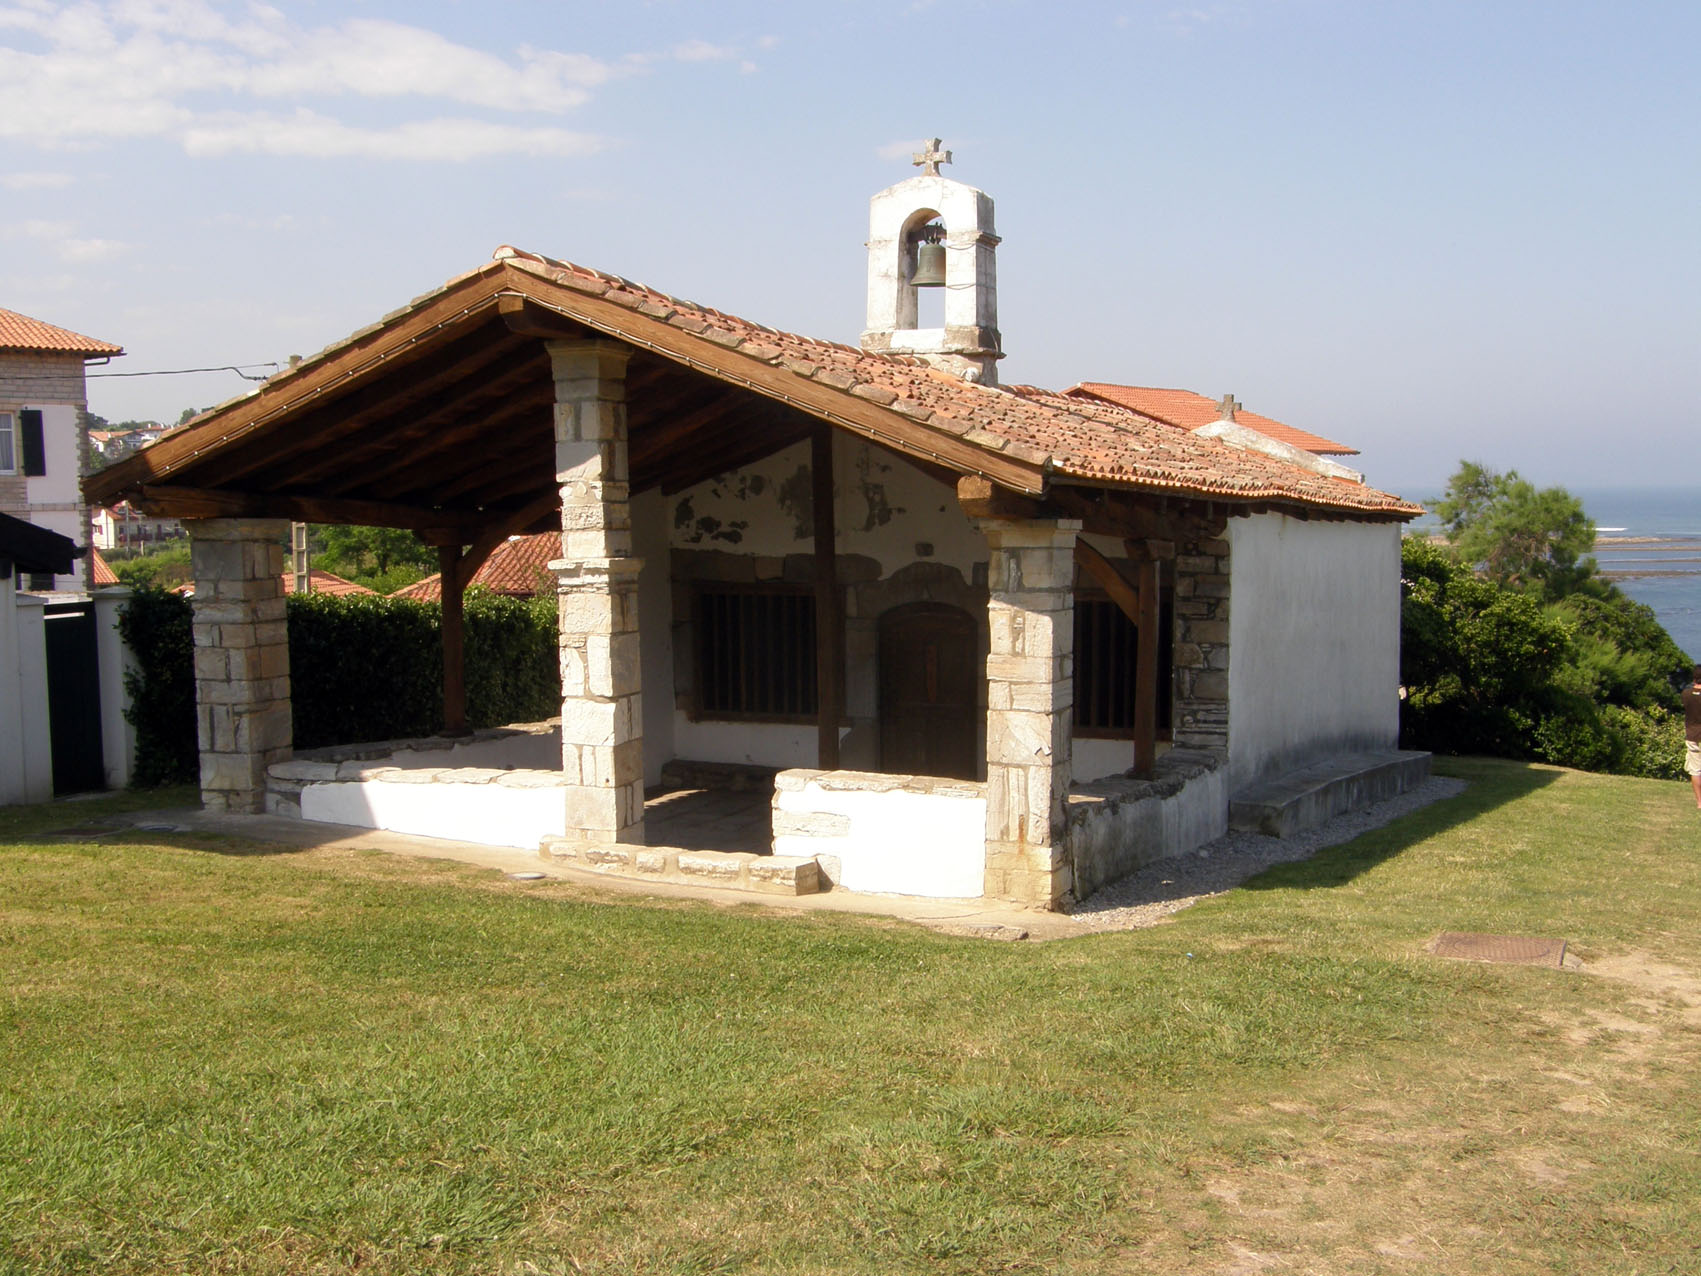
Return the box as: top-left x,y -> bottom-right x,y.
44,601 -> 105,795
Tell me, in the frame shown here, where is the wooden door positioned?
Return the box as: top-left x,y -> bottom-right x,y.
878,602 -> 979,780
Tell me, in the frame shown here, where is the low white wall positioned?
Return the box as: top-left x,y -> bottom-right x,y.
0,591 -> 52,804
281,764 -> 570,849
1067,754 -> 1229,902
92,587 -> 135,790
1226,515 -> 1401,792
378,731 -> 560,771
772,768 -> 986,898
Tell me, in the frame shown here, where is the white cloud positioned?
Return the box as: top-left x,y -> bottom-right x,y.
181,109 -> 602,160
0,171 -> 75,189
877,138 -> 927,162
0,217 -> 126,261
0,1 -> 646,159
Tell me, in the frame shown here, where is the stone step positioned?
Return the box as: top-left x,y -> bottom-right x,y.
538,838 -> 823,895
1228,749 -> 1432,839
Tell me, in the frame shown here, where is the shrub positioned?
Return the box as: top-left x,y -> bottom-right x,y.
120,590 -> 560,779
117,588 -> 197,786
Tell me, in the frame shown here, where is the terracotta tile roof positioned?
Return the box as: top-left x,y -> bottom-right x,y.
489,249 -> 1416,519
119,247 -> 1417,522
91,548 -> 118,587
1063,383 -> 1358,456
284,569 -> 374,596
391,533 -> 558,602
0,308 -> 122,356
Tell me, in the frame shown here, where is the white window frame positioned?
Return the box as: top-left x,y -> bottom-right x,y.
0,410 -> 16,475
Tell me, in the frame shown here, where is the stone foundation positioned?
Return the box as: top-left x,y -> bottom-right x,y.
1066,751 -> 1229,902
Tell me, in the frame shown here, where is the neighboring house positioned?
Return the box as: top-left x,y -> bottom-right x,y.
0,308 -> 123,592
85,150 -> 1424,908
391,533 -> 557,602
1062,384 -> 1359,456
92,501 -> 182,551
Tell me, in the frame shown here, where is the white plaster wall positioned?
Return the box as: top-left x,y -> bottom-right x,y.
632,488 -> 675,786
669,433 -> 984,581
301,779 -> 568,849
92,588 -> 135,789
1067,765 -> 1230,900
1074,738 -> 1134,784
1226,515 -> 1401,791
0,592 -> 52,803
32,404 -> 81,506
667,431 -> 985,771
773,778 -> 986,898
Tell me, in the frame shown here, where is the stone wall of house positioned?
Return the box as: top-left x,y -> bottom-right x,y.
1170,528 -> 1231,759
0,351 -> 87,404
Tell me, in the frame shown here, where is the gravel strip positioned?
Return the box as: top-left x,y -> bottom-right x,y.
1066,776 -> 1469,932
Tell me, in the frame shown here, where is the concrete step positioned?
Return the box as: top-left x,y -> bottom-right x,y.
1228,749 -> 1432,839
538,837 -> 823,895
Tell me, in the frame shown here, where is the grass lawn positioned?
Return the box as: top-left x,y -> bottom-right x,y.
2,757 -> 1698,1274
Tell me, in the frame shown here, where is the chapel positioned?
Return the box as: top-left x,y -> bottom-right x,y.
85,142 -> 1426,909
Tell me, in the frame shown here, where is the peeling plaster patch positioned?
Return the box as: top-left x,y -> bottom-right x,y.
777,464 -> 815,540
674,497 -> 695,530
856,449 -> 901,532
732,473 -> 768,499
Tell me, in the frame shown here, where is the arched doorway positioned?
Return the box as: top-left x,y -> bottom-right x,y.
878,602 -> 979,780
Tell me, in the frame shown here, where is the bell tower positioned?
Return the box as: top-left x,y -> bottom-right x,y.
860,139 -> 1003,385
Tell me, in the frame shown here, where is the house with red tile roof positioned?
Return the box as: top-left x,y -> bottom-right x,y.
391,533 -> 556,602
83,147 -> 1424,907
0,308 -> 123,593
1062,384 -> 1359,456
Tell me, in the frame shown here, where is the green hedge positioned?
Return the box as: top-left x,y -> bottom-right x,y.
119,588 -> 560,784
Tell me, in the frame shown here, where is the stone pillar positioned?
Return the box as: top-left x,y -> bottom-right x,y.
980,518 -> 1079,909
187,518 -> 292,813
1171,531 -> 1231,758
549,339 -> 645,844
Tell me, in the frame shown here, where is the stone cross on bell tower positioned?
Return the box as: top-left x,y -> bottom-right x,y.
860,138 -> 1003,385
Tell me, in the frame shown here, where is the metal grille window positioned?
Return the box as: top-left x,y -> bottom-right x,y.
695,587 -> 817,720
1073,593 -> 1173,737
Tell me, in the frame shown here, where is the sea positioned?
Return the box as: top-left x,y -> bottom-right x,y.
1406,487 -> 1701,661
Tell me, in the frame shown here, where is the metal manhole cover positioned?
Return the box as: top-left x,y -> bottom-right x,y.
1430,932 -> 1567,966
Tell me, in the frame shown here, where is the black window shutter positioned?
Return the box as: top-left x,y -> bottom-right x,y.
20,410 -> 46,477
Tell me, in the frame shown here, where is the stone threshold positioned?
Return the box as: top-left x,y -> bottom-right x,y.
539,837 -> 823,895
1228,749 -> 1432,839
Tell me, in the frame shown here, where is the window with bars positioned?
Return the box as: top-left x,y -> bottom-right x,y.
1072,592 -> 1173,737
694,586 -> 818,721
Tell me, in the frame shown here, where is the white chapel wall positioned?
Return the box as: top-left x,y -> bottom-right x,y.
1226,513 -> 1401,791
663,431 -> 988,773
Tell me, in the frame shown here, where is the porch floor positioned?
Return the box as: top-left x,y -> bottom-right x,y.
644,785 -> 773,853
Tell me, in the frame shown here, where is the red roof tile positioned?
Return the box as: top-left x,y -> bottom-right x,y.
283,569 -> 374,596
391,533 -> 558,602
1064,384 -> 1358,456
91,548 -> 118,587
0,308 -> 122,356
491,250 -> 1416,519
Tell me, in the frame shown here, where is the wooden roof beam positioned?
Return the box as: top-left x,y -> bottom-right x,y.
131,484 -> 485,536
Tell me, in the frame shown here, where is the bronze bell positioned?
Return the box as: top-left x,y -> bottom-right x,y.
912,242 -> 947,287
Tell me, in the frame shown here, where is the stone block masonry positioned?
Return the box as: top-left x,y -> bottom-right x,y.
1171,530 -> 1230,758
188,518 -> 292,813
550,339 -> 646,843
979,518 -> 1078,908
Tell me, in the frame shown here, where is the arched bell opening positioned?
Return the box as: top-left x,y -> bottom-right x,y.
899,208 -> 947,332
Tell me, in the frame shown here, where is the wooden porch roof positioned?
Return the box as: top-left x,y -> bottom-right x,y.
84,247 -> 1421,543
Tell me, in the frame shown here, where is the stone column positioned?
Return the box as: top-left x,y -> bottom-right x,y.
187,518 -> 292,813
980,518 -> 1079,908
549,339 -> 645,844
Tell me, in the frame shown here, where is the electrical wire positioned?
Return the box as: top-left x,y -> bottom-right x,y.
89,362 -> 280,382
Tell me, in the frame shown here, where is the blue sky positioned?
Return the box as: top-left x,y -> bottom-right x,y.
2,0 -> 1696,493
